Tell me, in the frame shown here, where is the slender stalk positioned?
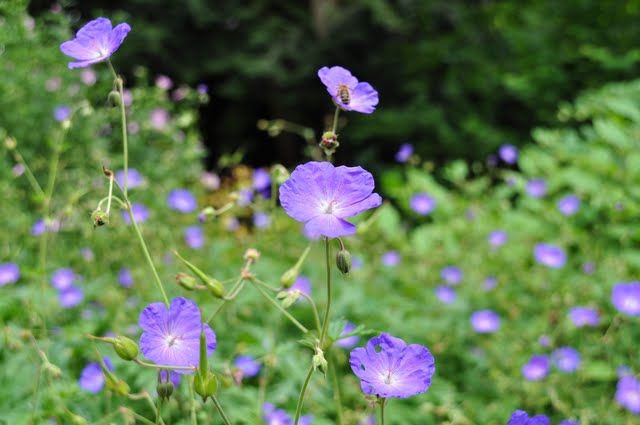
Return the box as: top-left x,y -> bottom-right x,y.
30,364 -> 42,424
379,399 -> 386,425
331,106 -> 340,133
293,364 -> 315,425
190,376 -> 198,425
207,276 -> 244,323
328,351 -> 344,425
11,148 -> 44,197
249,279 -> 309,333
106,174 -> 114,215
134,358 -> 196,372
155,398 -> 162,425
319,237 -> 332,346
300,293 -> 322,333
211,395 -> 233,425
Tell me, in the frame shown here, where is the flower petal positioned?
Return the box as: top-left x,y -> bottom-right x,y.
303,215 -> 356,238
107,23 -> 131,55
346,82 -> 379,114
318,66 -> 359,96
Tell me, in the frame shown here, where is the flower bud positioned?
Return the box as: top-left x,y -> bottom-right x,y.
277,290 -> 300,309
112,336 -> 139,361
103,368 -> 130,395
108,90 -> 121,107
271,164 -> 290,185
176,272 -> 198,290
280,267 -> 299,288
4,136 -> 16,150
244,248 -> 260,262
173,250 -> 225,298
206,278 -> 225,299
320,131 -> 339,156
312,347 -> 328,374
194,371 -> 218,400
91,209 -> 108,227
336,249 -> 352,275
157,380 -> 174,401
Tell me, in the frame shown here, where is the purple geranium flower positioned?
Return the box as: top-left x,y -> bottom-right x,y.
167,189 -> 197,213
318,66 -> 379,114
60,17 -> 131,69
289,276 -> 312,298
498,144 -> 519,165
557,194 -> 580,216
253,212 -> 271,229
349,333 -> 435,399
441,266 -> 463,285
79,357 -> 113,393
253,168 -> 271,192
526,179 -> 547,198
538,335 -> 551,347
488,230 -> 507,248
32,218 -> 61,235
484,276 -> 497,291
533,243 -> 566,268
115,168 -> 144,189
59,285 -> 84,308
435,286 -> 456,304
0,263 -> 20,286
470,310 -> 500,333
233,355 -> 261,379
279,162 -> 382,238
611,282 -> 640,316
122,203 -> 149,225
507,410 -> 551,425
150,108 -> 170,130
395,143 -> 413,163
381,250 -> 401,267
155,74 -> 173,90
616,375 -> 640,414
335,322 -> 360,348
184,225 -> 205,249
568,306 -> 599,327
51,268 -> 78,290
118,267 -> 134,288
139,297 -> 216,373
522,355 -> 550,381
54,105 -> 71,122
410,193 -> 436,216
552,347 -> 581,373
263,403 -> 312,425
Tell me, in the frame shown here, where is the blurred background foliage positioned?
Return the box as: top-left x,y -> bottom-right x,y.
25,0 -> 640,169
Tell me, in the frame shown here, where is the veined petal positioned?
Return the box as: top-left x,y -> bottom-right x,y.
108,23 -> 131,54
76,17 -> 112,40
347,82 -> 379,114
303,215 -> 356,238
318,66 -> 359,96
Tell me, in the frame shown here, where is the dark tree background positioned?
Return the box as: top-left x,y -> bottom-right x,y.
29,0 -> 640,169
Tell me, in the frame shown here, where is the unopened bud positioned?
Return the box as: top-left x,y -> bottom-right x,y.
44,361 -> 63,378
277,290 -> 300,308
280,267 -> 299,288
312,347 -> 328,374
336,249 -> 352,275
4,137 -> 16,150
103,368 -> 130,395
108,90 -> 121,107
112,336 -> 139,361
176,272 -> 198,290
206,278 -> 225,299
271,164 -> 290,185
244,248 -> 260,262
91,209 -> 108,227
194,371 -> 218,400
320,131 -> 339,155
157,380 -> 174,401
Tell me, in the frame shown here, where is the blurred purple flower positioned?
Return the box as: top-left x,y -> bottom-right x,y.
226,217 -> 240,231
568,306 -> 599,327
381,251 -> 400,267
498,144 -> 518,165
172,86 -> 188,102
538,335 -> 551,347
123,89 -> 133,106
45,76 -> 62,91
128,121 -> 140,134
263,403 -> 312,425
139,297 -> 216,374
184,225 -> 205,249
253,168 -> 271,191
552,347 -> 581,372
435,286 -> 456,304
79,357 -> 113,393
470,310 -> 500,333
59,285 -> 84,308
507,410 -> 550,425
0,263 -> 20,286
167,189 -> 197,213
350,333 -> 435,398
155,74 -> 173,90
335,322 -> 360,348
118,267 -> 134,288
32,218 -> 61,235
51,268 -> 78,290
54,105 -> 71,122
395,143 -> 413,163
80,68 -> 97,85
115,168 -> 144,189
233,355 -> 261,379
253,212 -> 271,229
582,261 -> 595,275
557,194 -> 580,216
60,17 -> 131,69
289,276 -> 311,298
150,108 -> 170,130
484,276 -> 497,291
522,355 -> 549,381
558,420 -> 580,425
237,188 -> 254,207
122,203 -> 149,224
488,230 -> 507,248
352,256 -> 363,270
201,171 -> 220,190
197,84 -> 208,94
12,164 -> 25,177
441,266 -> 463,285
279,162 -> 382,238
318,66 -> 378,114
80,247 -> 94,262
616,375 -> 640,414
410,193 -> 436,216
611,282 -> 640,316
533,243 -> 566,268
526,179 -> 547,198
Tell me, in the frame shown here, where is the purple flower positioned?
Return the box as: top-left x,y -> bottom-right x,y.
233,355 -> 261,378
612,282 -> 640,316
59,285 -> 84,308
200,171 -> 220,190
558,421 -> 580,425
488,230 -> 507,248
115,168 -> 144,189
32,218 -> 61,235
335,322 -> 360,348
507,410 -> 551,425
80,247 -> 94,262
582,261 -> 595,275
167,189 -> 197,213
522,355 -> 550,381
552,347 -> 581,373
253,168 -> 271,191
557,194 -> 580,216
139,298 -> 216,373
526,179 -> 547,198
184,225 -> 205,249
263,403 -> 312,425
60,17 -> 131,69
616,375 -> 640,414
538,335 -> 551,347
289,276 -> 311,297
470,310 -> 500,333
150,108 -> 170,130
435,286 -> 456,304
533,243 -> 566,268
118,267 -> 134,288
51,268 -> 78,290
381,250 -> 401,267
80,68 -> 97,85
498,144 -> 519,165
253,212 -> 271,229
237,188 -> 254,207
409,193 -> 436,216
568,306 -> 600,327
122,203 -> 150,224
395,144 -> 413,163
484,276 -> 497,291
54,105 -> 71,122
279,162 -> 382,238
318,66 -> 379,114
441,266 -> 463,285
155,74 -> 173,90
350,333 -> 435,398
197,84 -> 208,95
0,263 -> 20,286
79,357 -> 113,393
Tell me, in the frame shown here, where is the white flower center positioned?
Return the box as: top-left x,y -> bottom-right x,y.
322,199 -> 338,215
165,334 -> 180,348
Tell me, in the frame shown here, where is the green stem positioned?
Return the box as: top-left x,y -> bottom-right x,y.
328,351 -> 345,425
379,399 -> 386,425
300,293 -> 322,333
106,174 -> 114,215
155,398 -> 162,425
249,279 -> 309,333
207,276 -> 244,323
319,237 -> 332,346
293,364 -> 315,425
134,358 -> 196,372
190,376 -> 198,425
211,395 -> 233,425
331,106 -> 340,133
12,148 -> 44,198
108,60 -> 128,198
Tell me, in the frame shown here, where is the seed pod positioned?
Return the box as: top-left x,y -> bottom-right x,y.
336,249 -> 352,275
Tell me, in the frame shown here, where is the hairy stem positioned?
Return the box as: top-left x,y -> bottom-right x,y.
293,364 -> 315,425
